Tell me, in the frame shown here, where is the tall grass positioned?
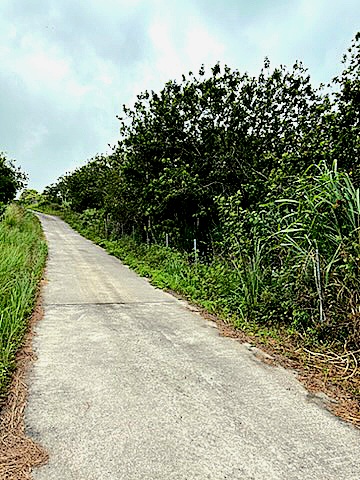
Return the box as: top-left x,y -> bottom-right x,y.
276,162 -> 360,346
0,204 -> 47,399
104,237 -> 242,313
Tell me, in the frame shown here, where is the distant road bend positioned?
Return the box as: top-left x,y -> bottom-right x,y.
26,213 -> 360,479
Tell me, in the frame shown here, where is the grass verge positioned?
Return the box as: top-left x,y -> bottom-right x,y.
0,205 -> 47,402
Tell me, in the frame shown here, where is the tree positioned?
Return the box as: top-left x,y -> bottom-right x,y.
0,153 -> 27,203
19,189 -> 42,206
331,32 -> 360,184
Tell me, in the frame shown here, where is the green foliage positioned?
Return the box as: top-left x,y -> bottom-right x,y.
331,32 -> 360,185
40,33 -> 360,351
18,188 -> 42,206
0,153 -> 27,204
0,202 -> 6,219
0,205 -> 47,398
276,162 -> 360,345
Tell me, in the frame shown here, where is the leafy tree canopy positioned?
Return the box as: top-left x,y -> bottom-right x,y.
19,189 -> 42,205
0,153 -> 27,204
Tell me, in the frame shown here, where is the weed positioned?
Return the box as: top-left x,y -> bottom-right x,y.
0,205 -> 47,399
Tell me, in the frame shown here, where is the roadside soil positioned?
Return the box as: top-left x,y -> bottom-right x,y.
204,307 -> 360,428
0,296 -> 48,480
167,289 -> 360,429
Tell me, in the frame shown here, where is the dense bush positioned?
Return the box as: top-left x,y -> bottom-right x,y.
0,153 -> 27,204
41,33 -> 360,349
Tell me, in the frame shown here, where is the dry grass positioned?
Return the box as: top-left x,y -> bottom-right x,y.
0,301 -> 48,479
297,346 -> 360,428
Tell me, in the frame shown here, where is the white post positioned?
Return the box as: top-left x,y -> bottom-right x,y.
194,238 -> 197,261
315,248 -> 324,323
146,217 -> 150,245
166,233 -> 169,247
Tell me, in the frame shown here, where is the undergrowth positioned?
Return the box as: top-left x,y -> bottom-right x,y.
0,205 -> 47,400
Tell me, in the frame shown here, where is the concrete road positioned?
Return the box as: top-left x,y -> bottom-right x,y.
26,213 -> 360,479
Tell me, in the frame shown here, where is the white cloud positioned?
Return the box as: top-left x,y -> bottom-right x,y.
22,124 -> 49,156
146,5 -> 226,86
0,0 -> 359,190
184,20 -> 226,67
149,15 -> 181,77
0,28 -> 90,102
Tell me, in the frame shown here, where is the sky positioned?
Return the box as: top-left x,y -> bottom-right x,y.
0,0 -> 359,192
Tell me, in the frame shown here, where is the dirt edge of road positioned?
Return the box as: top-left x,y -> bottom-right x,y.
166,289 -> 360,429
0,288 -> 48,480
181,296 -> 360,430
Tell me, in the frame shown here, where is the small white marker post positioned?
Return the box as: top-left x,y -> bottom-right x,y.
165,233 -> 169,247
146,218 -> 150,245
194,238 -> 197,262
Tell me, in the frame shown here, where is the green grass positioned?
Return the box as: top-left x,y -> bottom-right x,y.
100,238 -> 288,340
0,204 -> 47,399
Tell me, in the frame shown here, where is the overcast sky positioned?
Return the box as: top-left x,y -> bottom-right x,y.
0,0 -> 359,191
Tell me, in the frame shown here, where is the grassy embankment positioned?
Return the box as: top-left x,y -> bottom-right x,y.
0,205 -> 47,401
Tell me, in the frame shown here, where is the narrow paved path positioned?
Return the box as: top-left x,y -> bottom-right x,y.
26,213 -> 360,479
